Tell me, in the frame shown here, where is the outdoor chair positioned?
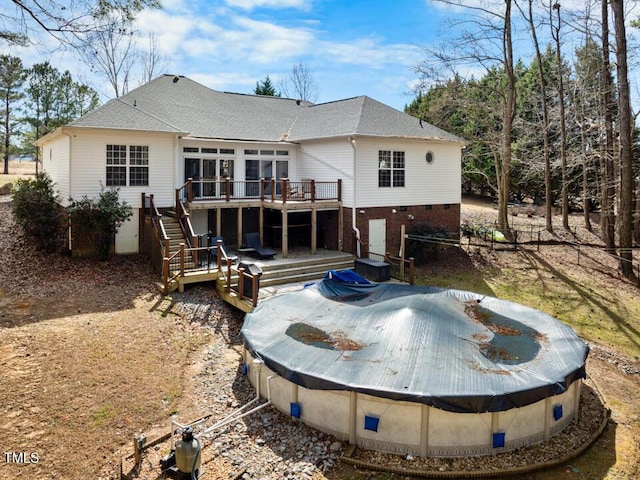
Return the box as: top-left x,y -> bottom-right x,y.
245,232 -> 277,259
209,236 -> 239,264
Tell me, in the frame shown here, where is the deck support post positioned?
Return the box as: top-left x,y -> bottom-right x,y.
237,207 -> 243,250
282,204 -> 288,258
338,204 -> 344,252
311,207 -> 317,254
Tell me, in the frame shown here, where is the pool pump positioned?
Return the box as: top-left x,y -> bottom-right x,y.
160,426 -> 202,479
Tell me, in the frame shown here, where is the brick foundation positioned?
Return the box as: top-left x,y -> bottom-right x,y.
342,204 -> 460,257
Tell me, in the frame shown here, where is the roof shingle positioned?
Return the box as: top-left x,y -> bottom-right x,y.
70,74 -> 465,144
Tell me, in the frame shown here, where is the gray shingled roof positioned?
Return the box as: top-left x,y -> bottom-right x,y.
288,96 -> 464,142
70,75 -> 464,144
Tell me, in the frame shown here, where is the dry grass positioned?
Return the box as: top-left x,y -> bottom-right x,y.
0,160 -> 37,186
0,200 -> 210,479
0,193 -> 638,480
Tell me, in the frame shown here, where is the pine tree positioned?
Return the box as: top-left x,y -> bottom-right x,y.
0,55 -> 27,175
254,75 -> 280,96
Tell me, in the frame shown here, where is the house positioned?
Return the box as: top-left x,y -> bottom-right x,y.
37,74 -> 464,260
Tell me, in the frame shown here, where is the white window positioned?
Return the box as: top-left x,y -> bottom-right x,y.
378,150 -> 405,188
106,144 -> 149,187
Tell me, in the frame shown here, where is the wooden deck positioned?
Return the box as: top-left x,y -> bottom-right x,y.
165,248 -> 356,312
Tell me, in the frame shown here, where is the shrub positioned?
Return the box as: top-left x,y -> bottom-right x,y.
405,221 -> 454,262
11,173 -> 64,252
66,187 -> 133,260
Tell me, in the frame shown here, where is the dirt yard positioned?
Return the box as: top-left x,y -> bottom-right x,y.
0,173 -> 638,479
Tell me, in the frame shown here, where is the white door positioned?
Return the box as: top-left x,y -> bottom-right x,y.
368,219 -> 386,259
115,210 -> 139,254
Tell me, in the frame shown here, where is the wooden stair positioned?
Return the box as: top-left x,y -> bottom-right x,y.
162,216 -> 185,255
161,216 -> 198,269
257,254 -> 354,288
222,252 -> 354,290
216,251 -> 355,312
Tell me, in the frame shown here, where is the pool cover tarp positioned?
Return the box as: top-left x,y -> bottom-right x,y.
241,277 -> 589,413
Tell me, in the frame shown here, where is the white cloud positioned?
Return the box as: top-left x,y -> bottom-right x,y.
189,71 -> 257,91
134,9 -> 196,56
318,38 -> 421,69
224,0 -> 312,11
230,17 -> 314,62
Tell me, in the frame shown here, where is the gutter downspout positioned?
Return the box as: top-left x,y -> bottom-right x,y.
349,136 -> 361,258
61,128 -> 73,252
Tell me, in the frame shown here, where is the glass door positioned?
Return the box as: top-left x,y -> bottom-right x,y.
220,159 -> 234,197
245,159 -> 260,197
203,159 -> 216,197
184,158 -> 201,198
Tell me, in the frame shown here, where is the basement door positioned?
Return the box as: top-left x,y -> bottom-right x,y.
368,219 -> 386,259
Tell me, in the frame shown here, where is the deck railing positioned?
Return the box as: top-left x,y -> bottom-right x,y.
384,253 -> 415,285
142,193 -> 171,259
160,242 -> 259,306
175,198 -> 199,265
366,251 -> 415,285
176,178 -> 341,203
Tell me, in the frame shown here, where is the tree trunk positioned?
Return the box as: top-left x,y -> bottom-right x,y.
526,0 -> 553,232
551,4 -> 569,231
3,94 -> 8,175
498,0 -> 515,232
601,0 -> 616,252
610,0 -> 635,280
634,177 -> 640,245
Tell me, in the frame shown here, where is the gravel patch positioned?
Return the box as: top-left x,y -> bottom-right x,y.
126,285 -> 611,480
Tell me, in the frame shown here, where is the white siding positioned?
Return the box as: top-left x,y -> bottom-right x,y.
70,129 -> 177,208
355,137 -> 461,208
298,138 -> 354,205
41,133 -> 71,203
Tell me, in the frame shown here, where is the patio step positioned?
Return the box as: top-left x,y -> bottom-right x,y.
231,254 -> 354,289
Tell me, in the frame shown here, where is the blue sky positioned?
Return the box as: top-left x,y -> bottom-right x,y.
6,0 -> 638,112
6,0 -> 452,111
134,0 -> 448,110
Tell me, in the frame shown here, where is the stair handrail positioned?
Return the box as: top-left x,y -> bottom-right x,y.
162,245 -> 184,293
176,179 -> 194,205
236,266 -> 260,307
143,193 -> 170,258
214,239 -> 234,270
175,198 -> 199,265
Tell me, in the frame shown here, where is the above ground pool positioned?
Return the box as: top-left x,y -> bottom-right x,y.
241,273 -> 589,456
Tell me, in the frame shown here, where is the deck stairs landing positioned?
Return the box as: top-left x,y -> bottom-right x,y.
216,251 -> 355,311
157,214 -> 355,304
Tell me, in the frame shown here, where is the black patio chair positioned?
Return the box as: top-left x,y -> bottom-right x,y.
245,232 -> 276,259
209,235 -> 239,264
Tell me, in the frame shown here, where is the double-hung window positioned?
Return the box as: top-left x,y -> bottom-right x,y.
106,145 -> 149,187
378,150 -> 405,187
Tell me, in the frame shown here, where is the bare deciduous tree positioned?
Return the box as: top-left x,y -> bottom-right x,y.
518,0 -> 554,232
610,0 -> 635,280
601,0 -> 617,252
82,21 -> 136,98
140,33 -> 167,84
550,2 -> 570,231
1,0 -> 159,49
279,63 -> 320,102
421,0 -> 516,231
